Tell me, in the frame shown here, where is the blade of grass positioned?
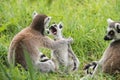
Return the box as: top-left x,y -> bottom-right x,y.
22,44 -> 34,80
0,62 -> 11,80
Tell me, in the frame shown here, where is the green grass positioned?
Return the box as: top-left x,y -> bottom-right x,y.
0,0 -> 120,80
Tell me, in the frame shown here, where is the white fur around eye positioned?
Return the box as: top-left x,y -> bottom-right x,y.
32,11 -> 38,19
107,18 -> 114,24
115,23 -> 120,29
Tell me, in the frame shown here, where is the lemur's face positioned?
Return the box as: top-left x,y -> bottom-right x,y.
104,18 -> 120,41
32,11 -> 51,28
48,22 -> 63,36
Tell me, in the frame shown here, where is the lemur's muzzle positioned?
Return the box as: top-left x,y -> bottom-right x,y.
49,26 -> 57,35
104,35 -> 112,41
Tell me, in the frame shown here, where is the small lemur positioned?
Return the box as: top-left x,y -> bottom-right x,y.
48,22 -> 80,73
80,18 -> 120,80
7,11 -> 73,73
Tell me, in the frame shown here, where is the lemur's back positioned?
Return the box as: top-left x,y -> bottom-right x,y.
102,40 -> 120,74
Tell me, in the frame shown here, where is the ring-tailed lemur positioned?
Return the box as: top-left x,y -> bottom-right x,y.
80,18 -> 120,80
47,22 -> 80,73
31,11 -> 56,73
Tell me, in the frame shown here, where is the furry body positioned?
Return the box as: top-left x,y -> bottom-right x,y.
81,19 -> 120,80
49,22 -> 80,72
7,13 -> 73,72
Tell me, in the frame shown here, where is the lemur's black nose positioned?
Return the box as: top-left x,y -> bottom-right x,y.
104,35 -> 112,40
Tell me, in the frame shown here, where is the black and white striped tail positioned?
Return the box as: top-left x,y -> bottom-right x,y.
83,61 -> 97,75
72,62 -> 77,71
40,54 -> 50,62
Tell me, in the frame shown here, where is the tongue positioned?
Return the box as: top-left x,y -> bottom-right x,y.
53,32 -> 57,35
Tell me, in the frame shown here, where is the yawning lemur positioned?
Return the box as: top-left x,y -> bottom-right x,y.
7,12 -> 73,73
48,22 -> 80,73
80,18 -> 120,80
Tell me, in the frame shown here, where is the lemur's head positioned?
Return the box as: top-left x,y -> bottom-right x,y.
48,22 -> 63,38
104,18 -> 120,41
31,11 -> 51,35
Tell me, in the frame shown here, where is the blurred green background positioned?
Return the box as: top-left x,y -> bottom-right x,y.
0,0 -> 120,80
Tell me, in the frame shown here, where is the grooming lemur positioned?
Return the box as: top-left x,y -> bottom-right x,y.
7,12 -> 73,73
81,18 -> 120,80
48,22 -> 80,73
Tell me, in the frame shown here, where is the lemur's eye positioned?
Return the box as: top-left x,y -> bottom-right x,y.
49,26 -> 53,29
59,24 -> 62,29
47,31 -> 50,34
54,25 -> 57,27
108,30 -> 114,36
116,25 -> 119,28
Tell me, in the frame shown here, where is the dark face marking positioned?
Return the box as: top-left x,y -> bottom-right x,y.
116,25 -> 120,33
104,35 -> 111,40
108,30 -> 115,36
104,29 -> 115,41
47,30 -> 50,34
31,14 -> 47,35
59,24 -> 63,29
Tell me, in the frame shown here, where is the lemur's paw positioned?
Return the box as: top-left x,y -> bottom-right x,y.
67,37 -> 73,43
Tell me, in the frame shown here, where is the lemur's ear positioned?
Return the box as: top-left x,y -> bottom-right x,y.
32,11 -> 38,19
44,17 -> 51,24
107,18 -> 114,24
44,16 -> 51,28
58,22 -> 63,29
115,23 -> 120,33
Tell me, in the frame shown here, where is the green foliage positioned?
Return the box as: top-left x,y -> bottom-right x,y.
0,0 -> 120,80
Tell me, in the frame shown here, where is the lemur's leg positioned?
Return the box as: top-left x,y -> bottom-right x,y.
68,44 -> 80,71
51,57 -> 59,72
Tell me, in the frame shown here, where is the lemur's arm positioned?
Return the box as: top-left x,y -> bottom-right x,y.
68,44 -> 78,60
43,36 -> 73,50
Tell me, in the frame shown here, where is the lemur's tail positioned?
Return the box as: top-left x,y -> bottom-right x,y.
83,61 -> 98,75
8,40 -> 21,66
72,58 -> 80,71
39,54 -> 50,62
73,62 -> 77,71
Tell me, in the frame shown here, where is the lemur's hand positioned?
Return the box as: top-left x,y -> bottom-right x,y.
67,37 -> 73,44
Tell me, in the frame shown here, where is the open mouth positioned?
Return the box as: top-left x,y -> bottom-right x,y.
49,26 -> 57,35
